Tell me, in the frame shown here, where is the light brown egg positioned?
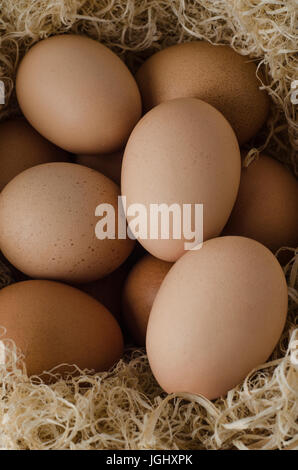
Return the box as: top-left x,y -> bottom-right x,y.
0,118 -> 69,191
136,41 -> 270,144
223,154 -> 298,252
121,98 -> 241,261
76,151 -> 123,185
16,34 -> 141,154
122,255 -> 172,346
146,236 -> 288,399
0,162 -> 134,283
0,280 -> 123,377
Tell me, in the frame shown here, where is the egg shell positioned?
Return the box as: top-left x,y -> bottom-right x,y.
122,254 -> 173,345
121,98 -> 241,261
146,236 -> 288,399
136,41 -> 270,145
223,154 -> 298,252
0,162 -> 134,283
77,241 -> 147,322
76,151 -> 123,185
16,34 -> 142,154
0,251 -> 29,283
0,280 -> 124,377
77,261 -> 128,321
0,118 -> 69,191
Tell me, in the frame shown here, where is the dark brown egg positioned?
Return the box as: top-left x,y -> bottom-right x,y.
0,280 -> 124,377
0,162 -> 134,283
122,254 -> 172,345
76,151 -> 123,185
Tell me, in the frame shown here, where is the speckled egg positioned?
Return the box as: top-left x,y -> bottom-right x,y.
122,254 -> 173,345
16,35 -> 142,154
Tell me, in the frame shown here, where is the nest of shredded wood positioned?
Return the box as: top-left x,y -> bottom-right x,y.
0,0 -> 297,450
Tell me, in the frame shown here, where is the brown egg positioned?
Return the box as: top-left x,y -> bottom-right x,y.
122,255 -> 173,345
78,242 -> 148,322
76,151 -> 123,185
121,98 -> 241,261
146,236 -> 288,399
223,154 -> 298,252
16,34 -> 141,154
0,280 -> 123,377
136,41 -> 270,144
0,162 -> 134,283
0,118 -> 69,191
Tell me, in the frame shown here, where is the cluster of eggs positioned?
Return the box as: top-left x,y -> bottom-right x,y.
0,35 -> 297,399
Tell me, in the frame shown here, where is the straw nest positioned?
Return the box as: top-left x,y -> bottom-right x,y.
0,0 -> 297,450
